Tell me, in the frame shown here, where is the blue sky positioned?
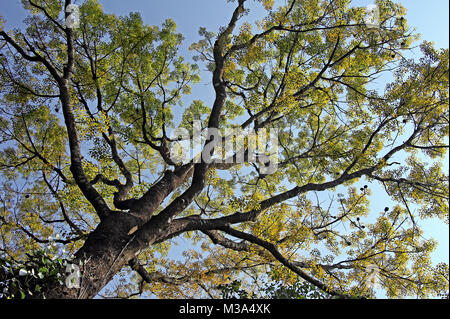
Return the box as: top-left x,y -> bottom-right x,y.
3,0 -> 448,48
1,0 -> 448,296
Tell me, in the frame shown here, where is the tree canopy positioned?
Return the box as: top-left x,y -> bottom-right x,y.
0,0 -> 448,299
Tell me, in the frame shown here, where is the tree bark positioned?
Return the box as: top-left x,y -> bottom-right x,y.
43,213 -> 140,298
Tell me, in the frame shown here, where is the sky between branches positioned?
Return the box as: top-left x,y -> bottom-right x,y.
1,0 -> 448,294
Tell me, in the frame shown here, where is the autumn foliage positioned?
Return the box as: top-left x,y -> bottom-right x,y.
0,0 -> 448,299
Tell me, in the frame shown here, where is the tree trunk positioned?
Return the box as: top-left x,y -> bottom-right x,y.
44,213 -> 143,299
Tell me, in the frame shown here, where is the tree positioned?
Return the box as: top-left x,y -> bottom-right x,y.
0,0 -> 448,299
218,279 -> 331,299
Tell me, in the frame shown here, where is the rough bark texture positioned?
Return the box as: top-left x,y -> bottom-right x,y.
45,213 -> 140,298
41,0 -> 243,297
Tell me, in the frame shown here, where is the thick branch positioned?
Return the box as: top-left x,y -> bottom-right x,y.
215,226 -> 354,298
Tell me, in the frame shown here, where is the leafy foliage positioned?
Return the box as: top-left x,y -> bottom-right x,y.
218,279 -> 330,299
0,247 -> 71,299
0,0 -> 448,299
